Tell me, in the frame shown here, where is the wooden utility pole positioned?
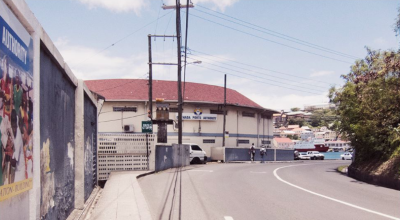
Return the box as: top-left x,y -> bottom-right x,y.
175,0 -> 183,144
148,35 -> 153,119
161,2 -> 193,145
223,74 -> 227,146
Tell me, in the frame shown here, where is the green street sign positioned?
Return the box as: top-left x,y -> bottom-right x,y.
142,121 -> 153,133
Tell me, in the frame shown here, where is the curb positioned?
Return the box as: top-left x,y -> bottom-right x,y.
226,161 -> 304,164
136,171 -> 156,179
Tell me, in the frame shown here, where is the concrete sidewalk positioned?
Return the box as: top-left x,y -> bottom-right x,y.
90,171 -> 153,220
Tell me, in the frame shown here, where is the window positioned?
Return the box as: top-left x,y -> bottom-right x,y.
191,145 -> 202,151
262,140 -> 271,144
203,139 -> 215,144
237,139 -> 250,144
169,108 -> 178,112
113,107 -> 137,112
261,114 -> 271,119
210,110 -> 227,115
242,112 -> 255,117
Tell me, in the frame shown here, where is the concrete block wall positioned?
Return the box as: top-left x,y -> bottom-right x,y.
0,1 -> 99,220
155,144 -> 190,172
225,148 -> 294,162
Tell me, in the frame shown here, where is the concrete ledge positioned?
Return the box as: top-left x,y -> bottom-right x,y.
348,166 -> 400,190
91,172 -> 153,220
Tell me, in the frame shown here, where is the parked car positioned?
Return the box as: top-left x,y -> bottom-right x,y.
340,152 -> 352,160
298,152 -> 310,160
186,143 -> 207,164
306,151 -> 325,160
294,150 -> 299,160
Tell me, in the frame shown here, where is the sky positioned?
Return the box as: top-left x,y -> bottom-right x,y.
25,0 -> 399,111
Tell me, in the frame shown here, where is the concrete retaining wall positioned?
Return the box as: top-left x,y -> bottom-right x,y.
348,166 -> 400,190
83,94 -> 97,202
39,48 -> 76,220
155,144 -> 190,172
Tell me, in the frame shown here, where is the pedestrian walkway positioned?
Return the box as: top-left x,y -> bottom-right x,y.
91,171 -> 153,220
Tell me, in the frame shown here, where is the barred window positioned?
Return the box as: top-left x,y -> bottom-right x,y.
210,110 -> 227,115
261,114 -> 271,119
237,139 -> 250,144
242,112 -> 255,117
262,140 -> 271,144
203,139 -> 215,144
113,107 -> 137,112
169,108 -> 178,112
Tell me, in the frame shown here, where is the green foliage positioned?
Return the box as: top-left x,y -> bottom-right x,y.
395,7 -> 400,37
288,117 -> 308,127
290,107 -> 300,112
309,109 -> 337,127
330,49 -> 400,162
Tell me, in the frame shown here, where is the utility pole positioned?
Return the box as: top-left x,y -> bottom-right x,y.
148,35 -> 153,119
162,1 -> 193,145
223,74 -> 227,147
175,0 -> 183,144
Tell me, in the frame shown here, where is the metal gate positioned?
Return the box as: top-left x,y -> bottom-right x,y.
97,133 -> 155,181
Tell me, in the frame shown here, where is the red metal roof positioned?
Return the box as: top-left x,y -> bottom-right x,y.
85,79 -> 270,110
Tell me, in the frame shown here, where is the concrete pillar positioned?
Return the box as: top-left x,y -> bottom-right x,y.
74,80 -> 84,209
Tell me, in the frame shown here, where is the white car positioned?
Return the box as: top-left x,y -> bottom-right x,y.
341,152 -> 352,160
186,143 -> 207,164
298,152 -> 310,160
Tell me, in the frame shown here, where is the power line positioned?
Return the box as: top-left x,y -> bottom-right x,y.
192,64 -> 325,95
191,59 -> 327,93
195,4 -> 360,60
186,54 -> 330,91
188,48 -> 334,85
71,10 -> 174,67
189,13 -> 353,64
98,111 -> 156,123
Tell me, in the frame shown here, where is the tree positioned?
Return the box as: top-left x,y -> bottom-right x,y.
288,117 -> 306,127
290,107 -> 300,112
330,48 -> 400,162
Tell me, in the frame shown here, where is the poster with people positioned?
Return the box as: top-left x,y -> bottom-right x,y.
0,1 -> 34,201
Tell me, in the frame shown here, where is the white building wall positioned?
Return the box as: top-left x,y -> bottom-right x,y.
98,102 -> 275,156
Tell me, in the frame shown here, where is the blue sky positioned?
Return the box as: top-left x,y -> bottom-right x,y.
25,0 -> 399,111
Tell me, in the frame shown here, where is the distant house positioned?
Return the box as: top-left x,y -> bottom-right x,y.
272,137 -> 294,149
304,103 -> 335,112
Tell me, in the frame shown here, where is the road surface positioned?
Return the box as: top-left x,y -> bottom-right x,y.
139,161 -> 400,220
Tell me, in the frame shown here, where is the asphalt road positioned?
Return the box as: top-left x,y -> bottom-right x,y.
138,161 -> 400,220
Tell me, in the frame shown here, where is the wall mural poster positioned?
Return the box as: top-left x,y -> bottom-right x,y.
0,1 -> 34,201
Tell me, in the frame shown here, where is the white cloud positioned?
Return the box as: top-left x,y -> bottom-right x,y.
373,37 -> 386,46
192,0 -> 239,11
54,38 -> 176,80
310,70 -> 334,77
248,93 -> 329,112
163,0 -> 239,12
76,0 -> 147,14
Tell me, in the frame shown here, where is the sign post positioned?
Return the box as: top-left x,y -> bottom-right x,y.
142,121 -> 153,133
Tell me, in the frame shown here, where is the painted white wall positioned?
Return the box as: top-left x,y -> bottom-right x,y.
98,101 -> 275,158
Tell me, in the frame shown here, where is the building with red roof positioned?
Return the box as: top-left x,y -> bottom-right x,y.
86,79 -> 278,152
272,137 -> 294,149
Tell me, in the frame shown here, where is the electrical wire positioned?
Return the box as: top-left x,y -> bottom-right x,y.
195,4 -> 360,60
98,111 -> 156,123
186,57 -> 328,93
189,13 -> 353,64
186,54 -> 330,90
192,64 -> 325,95
71,10 -> 173,67
182,0 -> 190,101
188,48 -> 333,85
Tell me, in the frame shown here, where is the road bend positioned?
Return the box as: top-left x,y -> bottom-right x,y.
138,161 -> 400,220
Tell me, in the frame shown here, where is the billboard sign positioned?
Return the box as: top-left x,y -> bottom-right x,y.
0,1 -> 34,201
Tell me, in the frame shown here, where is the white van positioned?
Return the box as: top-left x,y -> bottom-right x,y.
185,143 -> 207,164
